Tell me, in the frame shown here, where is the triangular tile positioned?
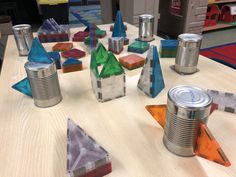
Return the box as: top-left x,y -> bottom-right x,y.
95,43 -> 109,65
112,11 -> 126,38
67,119 -> 112,177
195,123 -> 231,167
28,38 -> 52,64
12,77 -> 32,97
145,105 -> 167,128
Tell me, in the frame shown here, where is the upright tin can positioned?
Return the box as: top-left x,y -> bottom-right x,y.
25,61 -> 62,108
139,14 -> 154,42
175,34 -> 202,74
163,85 -> 212,157
12,24 -> 33,56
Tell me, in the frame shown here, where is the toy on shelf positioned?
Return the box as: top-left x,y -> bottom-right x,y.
204,5 -> 220,27
67,119 -> 112,177
52,42 -> 73,52
160,40 -> 178,58
207,89 -> 236,114
108,37 -> 124,54
138,45 -> 165,98
112,11 -> 129,45
119,54 -> 145,70
61,48 -> 86,59
48,51 -> 61,69
37,18 -> 70,43
128,41 -> 150,54
12,77 -> 32,97
28,38 -> 52,64
62,58 -> 83,73
90,43 -> 126,102
220,4 -> 236,23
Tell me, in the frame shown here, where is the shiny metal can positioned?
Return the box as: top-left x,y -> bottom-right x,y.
139,14 -> 154,42
24,61 -> 62,108
12,24 -> 33,56
163,85 -> 212,157
175,34 -> 202,74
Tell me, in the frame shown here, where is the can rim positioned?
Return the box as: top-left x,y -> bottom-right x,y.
178,33 -> 202,42
12,24 -> 31,31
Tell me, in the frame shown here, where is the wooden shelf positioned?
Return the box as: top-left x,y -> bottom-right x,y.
208,0 -> 236,4
203,23 -> 235,31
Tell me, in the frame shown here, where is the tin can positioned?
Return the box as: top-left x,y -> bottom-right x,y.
163,85 -> 212,157
25,61 -> 62,108
12,24 -> 33,56
175,34 -> 202,74
108,37 -> 124,54
139,14 -> 154,42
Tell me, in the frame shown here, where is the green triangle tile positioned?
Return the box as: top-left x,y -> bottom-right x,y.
100,52 -> 124,78
95,43 -> 109,65
90,50 -> 99,77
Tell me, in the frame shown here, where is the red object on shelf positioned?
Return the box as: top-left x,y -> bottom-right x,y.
204,5 -> 221,27
220,4 -> 236,22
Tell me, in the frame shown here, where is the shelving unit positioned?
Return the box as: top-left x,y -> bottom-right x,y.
203,0 -> 236,32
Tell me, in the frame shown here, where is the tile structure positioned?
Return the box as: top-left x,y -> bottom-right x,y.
28,38 -> 53,64
119,54 -> 145,70
110,24 -> 127,32
62,58 -> 83,73
67,119 -> 112,177
52,42 -> 73,52
108,37 -> 124,55
12,77 -> 32,97
48,51 -> 61,69
84,24 -> 98,52
138,46 -> 165,98
61,48 -> 86,59
90,43 -> 126,102
38,18 -> 70,43
160,40 -> 178,58
112,11 -> 129,45
73,31 -> 89,42
128,41 -> 150,54
206,89 -> 236,114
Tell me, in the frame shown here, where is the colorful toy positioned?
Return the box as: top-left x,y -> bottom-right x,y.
220,4 -> 236,22
110,24 -> 127,31
108,37 -> 124,54
37,18 -> 70,43
84,23 -> 98,51
61,49 -> 86,59
62,58 -> 83,73
204,5 -> 221,27
160,40 -> 178,58
12,77 -> 32,97
72,31 -> 89,42
52,42 -> 73,52
48,51 -> 61,69
90,43 -> 126,102
119,54 -> 145,70
112,11 -> 129,45
137,46 -> 165,98
67,119 -> 112,177
28,38 -> 52,64
128,41 -> 150,54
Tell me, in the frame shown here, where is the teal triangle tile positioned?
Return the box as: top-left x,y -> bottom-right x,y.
12,77 -> 32,97
63,58 -> 81,66
112,11 -> 127,38
28,38 -> 53,64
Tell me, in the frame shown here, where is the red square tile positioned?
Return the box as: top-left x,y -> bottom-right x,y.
52,42 -> 73,52
61,48 -> 86,59
119,54 -> 145,70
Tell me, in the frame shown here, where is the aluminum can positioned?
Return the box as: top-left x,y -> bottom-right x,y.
12,24 -> 33,56
163,85 -> 212,156
25,61 -> 62,108
139,14 -> 154,42
175,34 -> 202,74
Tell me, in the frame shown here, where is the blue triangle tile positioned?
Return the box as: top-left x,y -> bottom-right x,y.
112,11 -> 127,38
63,58 -> 82,66
28,38 -> 53,64
151,46 -> 165,98
12,77 -> 32,97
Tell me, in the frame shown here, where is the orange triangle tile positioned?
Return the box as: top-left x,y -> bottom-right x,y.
195,123 -> 231,167
145,105 -> 167,128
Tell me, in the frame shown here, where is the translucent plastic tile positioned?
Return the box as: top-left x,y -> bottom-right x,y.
145,105 -> 167,128
52,43 -> 73,52
119,54 -> 145,70
61,49 -> 86,59
67,119 -> 112,177
12,77 -> 32,97
48,51 -> 61,69
138,46 -> 165,98
128,41 -> 150,54
95,43 -> 109,65
62,58 -> 83,73
160,40 -> 178,58
112,11 -> 127,38
195,123 -> 231,167
28,38 -> 52,64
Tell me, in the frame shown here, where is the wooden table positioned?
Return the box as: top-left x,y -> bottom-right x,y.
0,23 -> 236,177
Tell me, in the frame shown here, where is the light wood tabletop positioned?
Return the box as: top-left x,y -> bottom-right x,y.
0,23 -> 236,177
